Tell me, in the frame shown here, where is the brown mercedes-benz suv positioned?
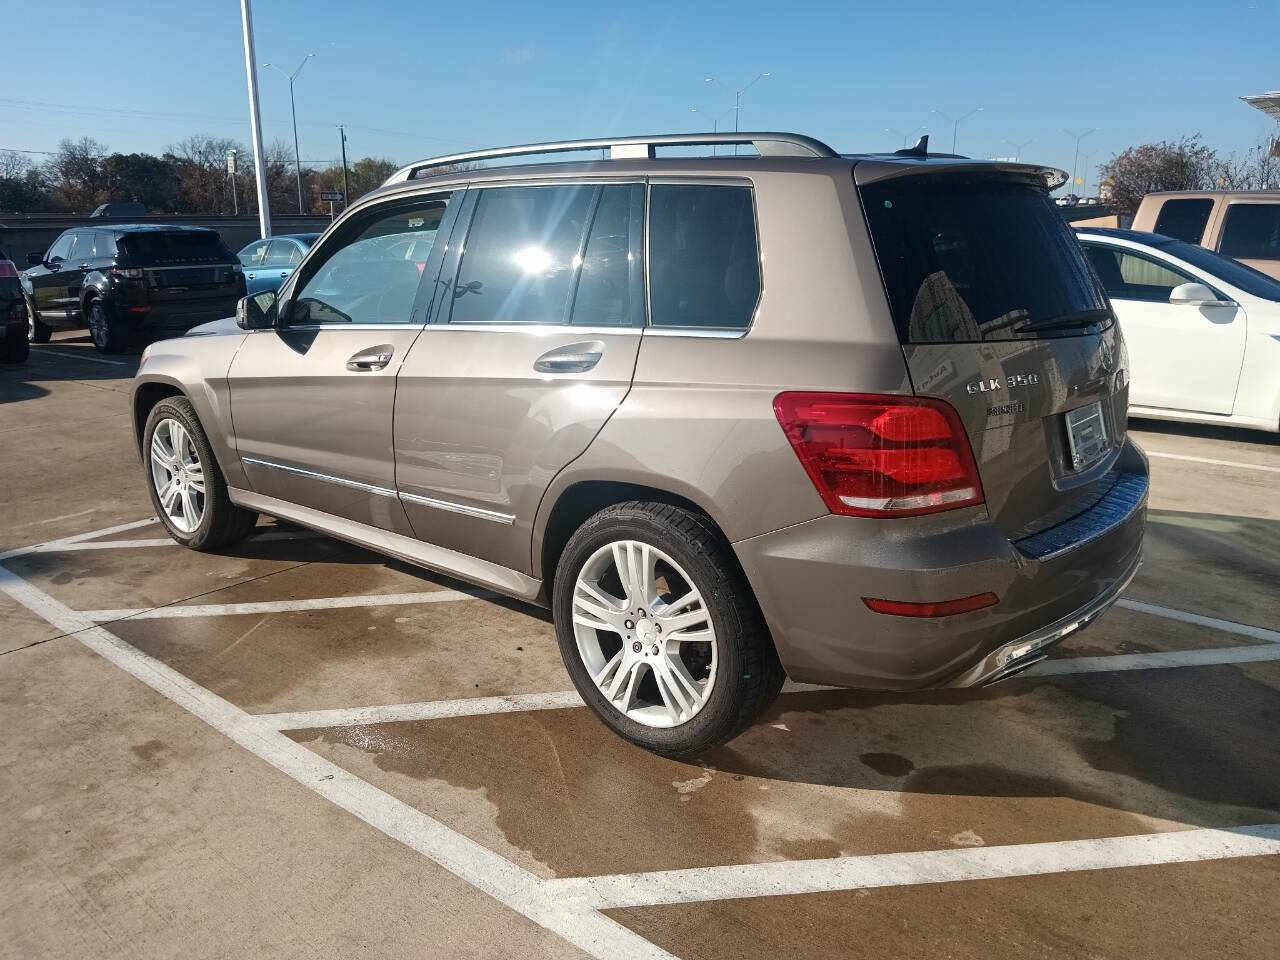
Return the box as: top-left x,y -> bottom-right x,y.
130,132 -> 1147,756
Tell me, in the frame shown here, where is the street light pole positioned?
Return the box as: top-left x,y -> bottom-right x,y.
931,107 -> 983,154
691,106 -> 734,155
1004,138 -> 1034,162
705,73 -> 770,152
1078,150 -> 1096,196
238,0 -> 271,238
1063,128 -> 1096,197
338,125 -> 350,208
264,53 -> 314,215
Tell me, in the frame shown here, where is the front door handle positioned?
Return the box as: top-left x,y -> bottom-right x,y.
534,339 -> 604,373
346,344 -> 395,372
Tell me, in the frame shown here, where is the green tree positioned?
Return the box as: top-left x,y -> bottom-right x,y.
101,152 -> 180,212
43,137 -> 109,212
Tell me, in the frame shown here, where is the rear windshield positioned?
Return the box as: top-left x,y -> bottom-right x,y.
860,176 -> 1109,343
120,232 -> 233,264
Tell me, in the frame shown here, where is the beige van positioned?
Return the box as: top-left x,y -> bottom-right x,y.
1132,190 -> 1280,279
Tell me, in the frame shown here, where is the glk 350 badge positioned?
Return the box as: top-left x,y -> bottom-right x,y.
967,373 -> 1040,394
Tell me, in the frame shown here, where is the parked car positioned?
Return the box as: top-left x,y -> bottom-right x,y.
1077,227 -> 1280,432
22,225 -> 245,354
237,233 -> 320,294
90,201 -> 147,218
1131,190 -> 1280,280
131,132 -> 1147,756
0,245 -> 29,364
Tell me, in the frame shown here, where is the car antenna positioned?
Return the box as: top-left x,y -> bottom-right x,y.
895,134 -> 929,158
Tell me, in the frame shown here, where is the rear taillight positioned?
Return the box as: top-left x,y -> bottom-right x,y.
0,260 -> 18,278
111,267 -> 144,279
773,392 -> 985,518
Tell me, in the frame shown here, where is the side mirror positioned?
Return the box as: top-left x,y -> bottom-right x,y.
236,291 -> 278,330
1169,282 -> 1221,306
26,252 -> 43,266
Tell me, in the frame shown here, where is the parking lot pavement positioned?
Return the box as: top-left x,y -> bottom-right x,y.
2,337 -> 1279,959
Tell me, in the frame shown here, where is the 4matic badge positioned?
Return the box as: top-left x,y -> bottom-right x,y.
966,373 -> 1040,394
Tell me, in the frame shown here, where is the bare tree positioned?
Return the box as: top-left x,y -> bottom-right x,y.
1214,136 -> 1280,190
1098,135 -> 1220,216
43,137 -> 109,212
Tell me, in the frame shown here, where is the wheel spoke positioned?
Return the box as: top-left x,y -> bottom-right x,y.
659,605 -> 710,635
653,666 -> 688,724
150,434 -> 176,469
592,649 -> 624,687
663,653 -> 706,707
180,485 -> 197,524
158,480 -> 179,513
666,628 -> 714,644
660,588 -> 701,616
573,594 -> 621,628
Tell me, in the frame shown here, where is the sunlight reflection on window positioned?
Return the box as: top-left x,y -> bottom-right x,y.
512,245 -> 553,274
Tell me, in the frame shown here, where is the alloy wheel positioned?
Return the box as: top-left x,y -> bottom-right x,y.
88,304 -> 107,351
571,540 -> 718,728
149,418 -> 205,534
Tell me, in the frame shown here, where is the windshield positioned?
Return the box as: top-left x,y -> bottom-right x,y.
860,175 -> 1109,343
1153,237 -> 1280,302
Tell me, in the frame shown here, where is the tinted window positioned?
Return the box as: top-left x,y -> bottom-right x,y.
1084,245 -> 1194,302
1150,237 -> 1280,301
648,185 -> 760,329
66,233 -> 89,262
287,243 -> 304,265
45,233 -> 73,262
96,232 -> 117,257
121,232 -> 233,263
449,185 -> 595,325
1152,198 -> 1214,243
570,185 -> 643,326
1219,204 -> 1280,261
861,176 -> 1108,343
292,196 -> 448,326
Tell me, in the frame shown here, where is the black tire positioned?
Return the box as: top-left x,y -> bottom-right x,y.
552,501 -> 785,758
27,301 -> 52,343
1,325 -> 29,364
142,396 -> 258,551
87,299 -> 125,354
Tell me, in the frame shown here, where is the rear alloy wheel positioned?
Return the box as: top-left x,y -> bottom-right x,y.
87,300 -> 124,354
553,502 -> 784,757
143,397 -> 257,550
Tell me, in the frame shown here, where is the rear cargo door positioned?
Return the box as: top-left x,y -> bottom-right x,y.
857,171 -> 1130,541
124,232 -> 242,321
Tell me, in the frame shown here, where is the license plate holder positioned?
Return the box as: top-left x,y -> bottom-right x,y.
1065,401 -> 1110,470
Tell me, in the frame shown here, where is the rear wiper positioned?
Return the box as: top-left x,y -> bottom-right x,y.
1012,310 -> 1111,334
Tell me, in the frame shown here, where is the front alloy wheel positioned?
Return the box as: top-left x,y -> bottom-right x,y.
572,540 -> 718,728
149,417 -> 206,534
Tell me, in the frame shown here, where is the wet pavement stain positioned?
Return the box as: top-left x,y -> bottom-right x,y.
130,739 -> 166,762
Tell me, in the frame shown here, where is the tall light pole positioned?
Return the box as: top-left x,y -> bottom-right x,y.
691,106 -> 734,155
1063,128 -> 1096,197
1078,150 -> 1096,196
931,107 -> 983,154
239,0 -> 271,238
1004,137 -> 1034,162
887,126 -> 927,149
704,72 -> 771,149
338,125 -> 350,209
264,53 -> 314,214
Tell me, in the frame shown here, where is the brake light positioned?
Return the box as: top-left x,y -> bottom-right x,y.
111,267 -> 144,279
0,260 -> 17,279
773,392 -> 984,518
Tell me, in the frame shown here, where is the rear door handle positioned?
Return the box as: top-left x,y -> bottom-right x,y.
533,339 -> 604,373
346,344 -> 395,372
279,271 -> 289,278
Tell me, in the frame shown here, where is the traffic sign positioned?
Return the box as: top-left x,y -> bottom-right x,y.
320,191 -> 344,201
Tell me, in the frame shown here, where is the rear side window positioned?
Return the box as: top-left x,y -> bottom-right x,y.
240,240 -> 269,266
860,176 -> 1108,343
1218,204 -> 1280,261
1152,198 -> 1214,243
121,232 -> 233,263
648,184 -> 760,329
263,239 -> 295,267
97,232 -> 117,257
449,184 -> 643,327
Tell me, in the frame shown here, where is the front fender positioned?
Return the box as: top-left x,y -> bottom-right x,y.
132,332 -> 250,489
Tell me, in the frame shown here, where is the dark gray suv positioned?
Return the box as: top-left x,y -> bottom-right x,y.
130,132 -> 1147,756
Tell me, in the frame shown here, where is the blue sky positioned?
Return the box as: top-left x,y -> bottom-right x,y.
5,0 -> 1277,191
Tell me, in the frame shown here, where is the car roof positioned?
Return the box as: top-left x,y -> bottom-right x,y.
91,224 -> 219,236
1074,226 -> 1179,245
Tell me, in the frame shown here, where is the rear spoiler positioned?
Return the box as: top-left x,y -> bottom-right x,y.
853,157 -> 1068,192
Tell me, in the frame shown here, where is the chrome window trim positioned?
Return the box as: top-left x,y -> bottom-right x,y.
418,322 -> 641,337
398,491 -> 515,525
642,326 -> 748,340
264,323 -> 427,333
240,457 -> 397,498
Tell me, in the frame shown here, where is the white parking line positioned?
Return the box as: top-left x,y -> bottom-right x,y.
0,518 -> 159,561
258,643 -> 1280,731
1145,450 -> 1280,474
544,824 -> 1280,910
82,587 -> 496,623
33,348 -> 129,366
0,562 -> 674,960
1118,598 -> 1280,644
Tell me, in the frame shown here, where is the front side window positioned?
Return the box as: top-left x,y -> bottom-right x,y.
1084,245 -> 1195,302
241,240 -> 269,266
46,232 -> 74,262
1153,198 -> 1214,243
66,233 -> 89,262
291,195 -> 449,326
1219,204 -> 1280,261
648,184 -> 761,329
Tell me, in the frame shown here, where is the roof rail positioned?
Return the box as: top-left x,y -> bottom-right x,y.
384,132 -> 839,184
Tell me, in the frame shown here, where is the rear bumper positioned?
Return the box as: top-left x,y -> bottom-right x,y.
733,437 -> 1148,690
